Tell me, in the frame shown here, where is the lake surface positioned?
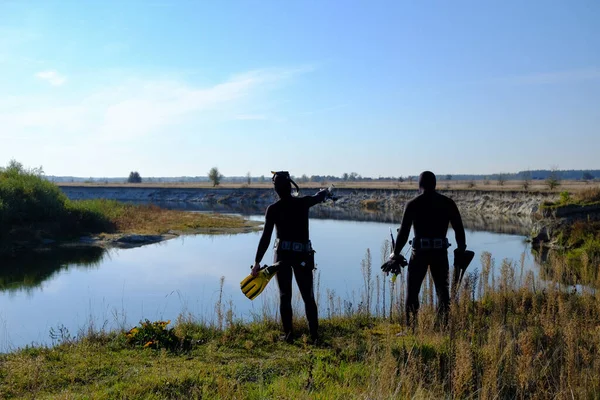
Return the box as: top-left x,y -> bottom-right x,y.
0,207 -> 537,351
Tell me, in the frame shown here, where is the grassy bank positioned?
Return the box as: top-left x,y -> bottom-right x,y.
541,186 -> 600,209
1,252 -> 599,399
536,188 -> 600,281
0,161 -> 259,254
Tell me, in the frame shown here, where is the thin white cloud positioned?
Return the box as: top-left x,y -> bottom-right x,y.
497,68 -> 600,85
35,70 -> 67,86
1,66 -> 312,145
299,104 -> 348,116
95,69 -> 300,142
234,114 -> 268,120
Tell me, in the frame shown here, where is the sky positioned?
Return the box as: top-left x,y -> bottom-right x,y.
1,1 -> 599,178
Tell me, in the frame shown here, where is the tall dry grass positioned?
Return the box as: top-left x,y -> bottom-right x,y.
573,185 -> 600,204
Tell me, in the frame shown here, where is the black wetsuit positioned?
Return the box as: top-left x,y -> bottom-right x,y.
255,190 -> 329,340
393,190 -> 466,326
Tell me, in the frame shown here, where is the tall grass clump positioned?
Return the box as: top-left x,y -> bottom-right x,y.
0,161 -> 115,250
0,161 -> 68,232
573,185 -> 600,205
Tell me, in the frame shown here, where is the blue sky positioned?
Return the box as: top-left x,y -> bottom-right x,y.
1,1 -> 599,178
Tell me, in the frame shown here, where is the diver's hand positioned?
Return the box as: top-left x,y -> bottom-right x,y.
251,262 -> 261,277
320,185 -> 337,201
381,253 -> 408,274
381,259 -> 400,274
390,253 -> 408,266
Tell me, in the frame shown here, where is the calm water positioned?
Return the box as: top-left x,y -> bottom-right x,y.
0,210 -> 536,351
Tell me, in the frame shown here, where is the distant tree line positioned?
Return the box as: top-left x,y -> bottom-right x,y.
448,170 -> 599,181
45,169 -> 600,184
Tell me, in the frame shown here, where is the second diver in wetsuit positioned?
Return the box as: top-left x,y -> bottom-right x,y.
385,171 -> 467,327
252,171 -> 332,343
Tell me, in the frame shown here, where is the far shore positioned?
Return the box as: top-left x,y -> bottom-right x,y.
55,179 -> 597,193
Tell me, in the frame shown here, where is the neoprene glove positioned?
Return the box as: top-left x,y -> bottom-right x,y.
381,254 -> 407,274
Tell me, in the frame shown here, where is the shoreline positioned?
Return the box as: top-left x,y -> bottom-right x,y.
75,224 -> 263,250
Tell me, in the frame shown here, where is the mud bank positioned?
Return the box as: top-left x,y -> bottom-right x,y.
75,224 -> 261,250
60,186 -> 557,219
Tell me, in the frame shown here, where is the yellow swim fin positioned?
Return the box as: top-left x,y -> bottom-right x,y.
240,263 -> 280,300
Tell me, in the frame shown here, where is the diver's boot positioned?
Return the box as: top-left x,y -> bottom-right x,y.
280,331 -> 294,344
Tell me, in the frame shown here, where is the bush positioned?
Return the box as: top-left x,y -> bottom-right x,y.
125,320 -> 184,351
559,191 -> 571,205
0,161 -> 68,229
0,161 -> 116,246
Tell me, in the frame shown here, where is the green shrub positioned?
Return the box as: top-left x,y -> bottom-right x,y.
0,161 -> 68,229
0,161 -> 118,247
125,320 -> 183,351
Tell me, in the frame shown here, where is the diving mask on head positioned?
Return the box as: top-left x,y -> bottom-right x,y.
271,171 -> 300,197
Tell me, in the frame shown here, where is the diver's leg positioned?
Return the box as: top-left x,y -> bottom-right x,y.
430,252 -> 450,327
406,251 -> 428,327
294,255 -> 318,341
276,262 -> 294,342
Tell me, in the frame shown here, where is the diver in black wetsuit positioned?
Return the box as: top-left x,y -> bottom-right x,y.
388,171 -> 467,327
252,171 -> 331,343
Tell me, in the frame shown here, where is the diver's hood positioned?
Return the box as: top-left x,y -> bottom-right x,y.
271,171 -> 300,196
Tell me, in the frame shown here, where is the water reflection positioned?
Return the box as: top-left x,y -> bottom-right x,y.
136,201 -> 533,236
0,247 -> 105,294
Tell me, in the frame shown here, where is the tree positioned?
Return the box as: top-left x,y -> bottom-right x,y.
208,167 -> 223,187
522,170 -> 532,191
127,171 -> 142,183
342,172 -> 349,181
546,166 -> 561,191
446,174 -> 452,181
407,176 -> 415,184
300,174 -> 309,183
246,172 -> 251,185
497,174 -> 506,186
582,172 -> 594,182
